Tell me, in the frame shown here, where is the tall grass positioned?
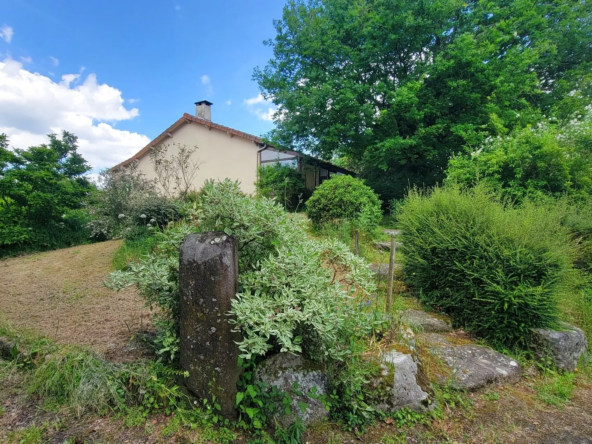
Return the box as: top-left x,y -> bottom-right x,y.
550,199 -> 592,341
398,185 -> 576,348
0,320 -> 188,418
111,235 -> 157,271
27,347 -> 127,415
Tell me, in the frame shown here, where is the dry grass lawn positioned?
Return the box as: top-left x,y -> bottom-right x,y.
0,240 -> 154,362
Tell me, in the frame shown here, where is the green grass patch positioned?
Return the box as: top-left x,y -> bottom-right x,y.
537,372 -> 575,407
6,424 -> 44,444
111,236 -> 157,271
0,321 -> 194,421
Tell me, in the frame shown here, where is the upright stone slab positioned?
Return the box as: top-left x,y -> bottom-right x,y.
179,232 -> 241,419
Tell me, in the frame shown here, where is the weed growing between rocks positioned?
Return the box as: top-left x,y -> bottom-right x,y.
537,371 -> 575,407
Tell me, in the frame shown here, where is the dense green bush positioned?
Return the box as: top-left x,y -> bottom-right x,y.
446,114 -> 592,203
132,196 -> 181,230
398,185 -> 575,348
0,132 -> 94,256
306,175 -> 382,229
255,162 -> 309,211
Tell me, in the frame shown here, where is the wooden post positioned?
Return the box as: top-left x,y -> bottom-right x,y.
354,230 -> 360,256
386,237 -> 396,312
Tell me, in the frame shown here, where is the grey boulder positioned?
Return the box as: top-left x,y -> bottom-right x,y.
371,349 -> 432,413
369,263 -> 402,278
402,309 -> 453,333
532,323 -> 588,372
421,333 -> 522,391
0,337 -> 16,359
255,353 -> 329,427
375,241 -> 403,251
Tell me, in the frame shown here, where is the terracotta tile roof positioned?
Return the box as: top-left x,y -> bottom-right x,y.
111,113 -> 266,170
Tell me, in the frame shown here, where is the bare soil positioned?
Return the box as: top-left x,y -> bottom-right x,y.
0,241 -> 154,362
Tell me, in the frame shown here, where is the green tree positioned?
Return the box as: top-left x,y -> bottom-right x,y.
255,0 -> 592,202
255,162 -> 309,211
0,132 -> 94,253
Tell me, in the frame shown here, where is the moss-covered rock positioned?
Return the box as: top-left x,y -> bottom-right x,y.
255,353 -> 329,427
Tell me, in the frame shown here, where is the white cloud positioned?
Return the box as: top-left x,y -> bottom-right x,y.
244,93 -> 268,105
226,99 -> 232,106
244,93 -> 277,121
128,98 -> 139,104
49,56 -> 59,66
20,56 -> 32,64
0,57 -> 150,169
254,108 -> 276,122
60,73 -> 80,87
0,25 -> 13,43
85,172 -> 102,186
200,75 -> 214,96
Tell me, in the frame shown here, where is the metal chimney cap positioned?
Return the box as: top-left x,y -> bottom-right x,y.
195,100 -> 213,106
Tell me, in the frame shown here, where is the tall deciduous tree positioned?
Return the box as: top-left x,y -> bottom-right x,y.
255,0 -> 592,201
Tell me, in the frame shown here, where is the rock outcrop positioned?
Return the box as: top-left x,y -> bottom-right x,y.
255,353 -> 329,427
402,309 -> 453,333
421,333 -> 522,390
369,263 -> 402,278
375,241 -> 403,251
371,349 -> 432,413
532,323 -> 588,372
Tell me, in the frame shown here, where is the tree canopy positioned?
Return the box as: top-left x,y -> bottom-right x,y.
255,0 -> 592,201
0,132 -> 94,251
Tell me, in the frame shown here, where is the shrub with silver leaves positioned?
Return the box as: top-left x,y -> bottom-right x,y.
106,179 -> 384,364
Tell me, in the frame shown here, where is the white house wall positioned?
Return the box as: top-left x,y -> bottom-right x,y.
135,122 -> 260,195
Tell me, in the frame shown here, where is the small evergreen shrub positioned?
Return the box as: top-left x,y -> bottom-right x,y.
255,162 -> 309,211
398,185 -> 575,348
306,175 -> 382,228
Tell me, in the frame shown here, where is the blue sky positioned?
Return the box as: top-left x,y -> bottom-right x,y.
0,0 -> 284,170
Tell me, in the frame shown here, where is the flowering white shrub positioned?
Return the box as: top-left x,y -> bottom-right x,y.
87,162 -> 180,240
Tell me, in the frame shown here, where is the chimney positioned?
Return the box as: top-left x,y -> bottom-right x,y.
195,100 -> 213,121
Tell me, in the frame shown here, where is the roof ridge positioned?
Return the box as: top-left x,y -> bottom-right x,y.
111,113 -> 266,170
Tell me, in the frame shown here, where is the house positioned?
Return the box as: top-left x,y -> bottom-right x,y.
113,101 -> 353,195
